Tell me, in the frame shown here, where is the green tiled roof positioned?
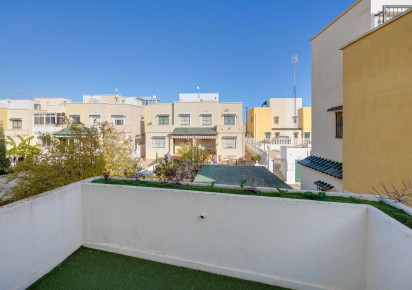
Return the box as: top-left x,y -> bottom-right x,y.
53,128 -> 97,137
171,127 -> 218,136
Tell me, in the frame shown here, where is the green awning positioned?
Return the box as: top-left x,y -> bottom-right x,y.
9,118 -> 22,121
170,127 -> 218,140
171,127 -> 217,136
53,128 -> 97,137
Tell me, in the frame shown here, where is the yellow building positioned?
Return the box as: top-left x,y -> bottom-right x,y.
246,99 -> 311,142
0,108 -> 8,129
342,9 -> 412,194
300,107 -> 312,140
246,107 -> 271,139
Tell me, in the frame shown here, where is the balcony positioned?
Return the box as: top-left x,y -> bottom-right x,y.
2,179 -> 412,289
375,5 -> 411,26
4,129 -> 29,136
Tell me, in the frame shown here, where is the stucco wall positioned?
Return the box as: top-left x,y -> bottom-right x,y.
0,108 -> 8,129
342,11 -> 412,195
3,181 -> 412,289
0,181 -> 85,290
300,107 -> 312,135
311,0 -> 371,162
246,107 -> 272,139
366,207 -> 412,290
82,183 -> 367,289
301,166 -> 343,192
280,146 -> 311,184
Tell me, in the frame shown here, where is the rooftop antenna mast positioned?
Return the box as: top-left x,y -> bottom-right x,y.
291,55 -> 298,128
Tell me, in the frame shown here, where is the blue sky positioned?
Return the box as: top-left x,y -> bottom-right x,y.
0,0 -> 354,111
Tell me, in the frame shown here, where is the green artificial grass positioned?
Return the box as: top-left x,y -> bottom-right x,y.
29,247 -> 284,290
92,179 -> 412,230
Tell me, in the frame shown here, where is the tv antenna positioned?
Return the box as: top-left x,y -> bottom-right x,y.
291,55 -> 298,127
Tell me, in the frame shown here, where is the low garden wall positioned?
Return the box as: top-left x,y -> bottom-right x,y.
1,179 -> 412,289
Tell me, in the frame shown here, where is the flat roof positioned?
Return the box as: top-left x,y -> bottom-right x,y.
194,165 -> 292,188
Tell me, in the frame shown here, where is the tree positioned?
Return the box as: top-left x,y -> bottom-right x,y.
0,127 -> 10,174
372,179 -> 412,207
3,121 -> 140,205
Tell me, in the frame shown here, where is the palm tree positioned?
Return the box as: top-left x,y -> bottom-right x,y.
6,135 -> 40,162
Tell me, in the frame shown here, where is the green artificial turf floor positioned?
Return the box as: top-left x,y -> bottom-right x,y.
29,247 -> 284,289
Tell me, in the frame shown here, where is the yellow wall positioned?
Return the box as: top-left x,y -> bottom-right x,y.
300,107 -> 312,136
0,108 -> 8,129
246,107 -> 271,139
342,11 -> 412,195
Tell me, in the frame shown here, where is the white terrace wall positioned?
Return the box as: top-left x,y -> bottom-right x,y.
366,207 -> 412,290
0,180 -> 86,290
1,181 -> 412,289
82,183 -> 368,290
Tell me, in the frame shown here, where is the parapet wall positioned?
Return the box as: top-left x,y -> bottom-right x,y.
1,180 -> 412,289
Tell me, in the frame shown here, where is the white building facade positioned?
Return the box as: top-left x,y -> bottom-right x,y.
300,0 -> 412,192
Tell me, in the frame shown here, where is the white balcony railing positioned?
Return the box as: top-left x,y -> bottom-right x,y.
245,137 -> 311,147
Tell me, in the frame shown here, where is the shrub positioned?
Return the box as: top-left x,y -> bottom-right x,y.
178,141 -> 210,164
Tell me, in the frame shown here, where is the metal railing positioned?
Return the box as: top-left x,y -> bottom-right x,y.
245,137 -> 311,147
375,5 -> 411,26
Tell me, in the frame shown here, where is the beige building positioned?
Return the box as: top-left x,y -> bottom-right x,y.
300,0 -> 412,192
0,94 -> 151,157
145,93 -> 245,162
65,100 -> 145,156
0,99 -> 46,146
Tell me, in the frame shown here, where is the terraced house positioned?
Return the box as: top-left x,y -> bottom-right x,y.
64,94 -> 147,157
0,98 -> 69,148
144,93 -> 245,162
300,0 -> 412,192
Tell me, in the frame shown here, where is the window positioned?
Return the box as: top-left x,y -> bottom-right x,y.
292,116 -> 297,123
111,115 -> 125,126
223,115 -> 235,125
275,132 -> 280,138
294,132 -> 299,139
152,136 -> 166,148
179,115 -> 190,125
273,116 -> 279,124
201,115 -> 212,125
34,114 -> 44,125
56,113 -> 65,125
70,115 -> 81,123
34,104 -> 41,110
335,112 -> 343,138
41,137 -> 51,147
12,120 -> 22,129
89,115 -> 101,125
222,137 -> 236,149
265,132 -> 271,140
158,115 -> 169,125
34,113 -> 65,125
304,132 -> 311,139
